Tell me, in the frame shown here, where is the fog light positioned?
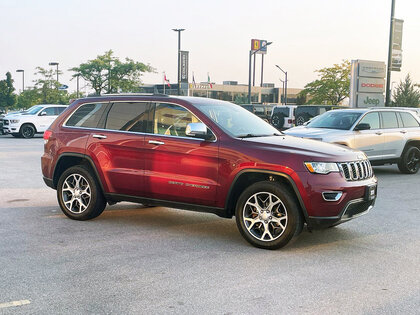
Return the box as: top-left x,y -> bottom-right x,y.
322,191 -> 343,201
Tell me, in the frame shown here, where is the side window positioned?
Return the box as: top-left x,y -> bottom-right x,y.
40,107 -> 56,116
400,112 -> 420,128
106,102 -> 150,132
358,112 -> 380,129
56,107 -> 66,115
152,103 -> 200,137
66,103 -> 108,128
381,112 -> 398,129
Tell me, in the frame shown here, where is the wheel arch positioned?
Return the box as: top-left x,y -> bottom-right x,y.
20,122 -> 37,133
53,153 -> 106,193
224,170 -> 309,224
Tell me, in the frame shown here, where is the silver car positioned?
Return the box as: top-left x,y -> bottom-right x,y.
284,108 -> 420,174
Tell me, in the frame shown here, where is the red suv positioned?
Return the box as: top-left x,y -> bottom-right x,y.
41,95 -> 377,249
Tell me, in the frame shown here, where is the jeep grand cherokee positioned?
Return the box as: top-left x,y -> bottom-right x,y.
41,95 -> 377,249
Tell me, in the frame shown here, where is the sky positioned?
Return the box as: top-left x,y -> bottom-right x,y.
1,0 -> 419,94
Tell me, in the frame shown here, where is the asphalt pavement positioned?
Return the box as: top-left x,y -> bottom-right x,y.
0,135 -> 419,314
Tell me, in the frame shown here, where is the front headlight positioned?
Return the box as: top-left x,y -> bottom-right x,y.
304,162 -> 339,174
10,119 -> 19,123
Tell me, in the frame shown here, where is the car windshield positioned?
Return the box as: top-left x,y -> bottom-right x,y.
194,101 -> 280,138
307,111 -> 362,130
22,105 -> 43,115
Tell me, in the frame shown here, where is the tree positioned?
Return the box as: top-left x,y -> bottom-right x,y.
0,72 -> 17,111
33,67 -> 68,104
16,88 -> 42,109
392,74 -> 420,107
70,50 -> 154,95
299,60 -> 350,105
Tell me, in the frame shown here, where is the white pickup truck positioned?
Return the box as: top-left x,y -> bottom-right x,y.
285,108 -> 420,174
2,104 -> 67,138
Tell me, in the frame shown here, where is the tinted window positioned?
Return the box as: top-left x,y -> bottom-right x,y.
400,112 -> 420,128
381,112 -> 398,129
273,107 -> 289,116
40,107 -> 56,116
56,107 -> 66,115
106,102 -> 150,132
66,103 -> 107,128
152,103 -> 200,137
358,112 -> 380,129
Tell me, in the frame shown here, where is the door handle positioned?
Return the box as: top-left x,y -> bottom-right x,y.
400,130 -> 407,134
375,132 -> 383,135
148,140 -> 165,145
92,134 -> 107,139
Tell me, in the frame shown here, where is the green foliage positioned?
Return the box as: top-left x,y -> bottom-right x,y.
34,67 -> 68,104
299,60 -> 350,105
16,88 -> 42,109
70,50 -> 154,95
296,93 -> 306,105
392,74 -> 420,108
0,72 -> 17,111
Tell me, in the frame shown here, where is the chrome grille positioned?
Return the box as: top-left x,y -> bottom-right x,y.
339,160 -> 373,181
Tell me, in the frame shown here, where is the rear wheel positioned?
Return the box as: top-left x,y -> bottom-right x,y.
398,146 -> 420,174
20,124 -> 35,138
235,181 -> 303,250
57,165 -> 106,220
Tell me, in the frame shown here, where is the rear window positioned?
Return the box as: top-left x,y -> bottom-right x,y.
400,112 -> 420,128
66,103 -> 108,128
106,102 -> 150,132
273,107 -> 289,116
381,112 -> 399,129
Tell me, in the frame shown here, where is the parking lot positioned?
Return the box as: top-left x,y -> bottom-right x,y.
0,135 -> 419,314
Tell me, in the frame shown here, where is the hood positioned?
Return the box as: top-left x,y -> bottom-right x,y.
241,134 -> 365,162
284,126 -> 349,139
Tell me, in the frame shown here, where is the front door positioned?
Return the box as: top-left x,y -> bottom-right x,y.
143,102 -> 219,206
352,112 -> 385,159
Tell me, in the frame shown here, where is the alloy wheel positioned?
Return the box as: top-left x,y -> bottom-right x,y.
22,126 -> 34,138
242,192 -> 288,242
61,173 -> 91,214
407,150 -> 420,172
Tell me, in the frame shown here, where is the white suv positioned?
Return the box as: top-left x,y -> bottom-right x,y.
285,108 -> 420,174
2,104 -> 67,138
271,105 -> 297,129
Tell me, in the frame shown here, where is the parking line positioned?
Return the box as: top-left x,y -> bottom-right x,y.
0,300 -> 30,309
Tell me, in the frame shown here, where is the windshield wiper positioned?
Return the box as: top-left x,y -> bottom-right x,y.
237,132 -> 282,139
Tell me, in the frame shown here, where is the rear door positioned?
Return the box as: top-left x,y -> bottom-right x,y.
352,112 -> 385,158
380,111 -> 406,159
143,102 -> 219,206
84,101 -> 150,196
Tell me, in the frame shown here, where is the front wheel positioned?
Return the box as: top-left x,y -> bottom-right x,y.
57,165 -> 106,220
398,146 -> 420,174
235,181 -> 303,250
20,124 -> 36,138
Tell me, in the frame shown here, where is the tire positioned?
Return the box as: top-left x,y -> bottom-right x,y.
271,114 -> 285,129
57,165 -> 106,220
295,115 -> 306,126
19,124 -> 36,138
397,146 -> 420,174
235,181 -> 303,250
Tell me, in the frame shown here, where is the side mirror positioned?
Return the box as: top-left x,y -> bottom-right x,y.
186,122 -> 213,140
354,123 -> 371,131
40,111 -> 47,116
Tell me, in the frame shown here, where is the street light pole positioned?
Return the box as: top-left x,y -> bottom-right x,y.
248,41 -> 272,104
385,0 -> 396,106
49,62 -> 59,84
275,65 -> 288,105
279,79 -> 285,104
16,69 -> 24,92
172,28 -> 185,96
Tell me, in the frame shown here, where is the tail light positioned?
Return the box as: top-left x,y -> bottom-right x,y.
43,130 -> 52,144
288,119 -> 293,124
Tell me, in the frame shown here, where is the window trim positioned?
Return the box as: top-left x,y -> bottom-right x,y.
63,100 -> 217,142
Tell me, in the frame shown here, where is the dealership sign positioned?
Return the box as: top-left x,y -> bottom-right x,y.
349,60 -> 386,108
180,51 -> 189,83
251,39 -> 268,54
357,93 -> 384,107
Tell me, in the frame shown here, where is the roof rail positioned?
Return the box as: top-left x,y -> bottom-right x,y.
100,93 -> 170,97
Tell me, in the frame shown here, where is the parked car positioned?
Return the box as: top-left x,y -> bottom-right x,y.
42,95 -> 377,249
271,105 -> 297,130
285,108 -> 420,174
240,104 -> 275,122
2,104 -> 67,138
295,105 -> 344,126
